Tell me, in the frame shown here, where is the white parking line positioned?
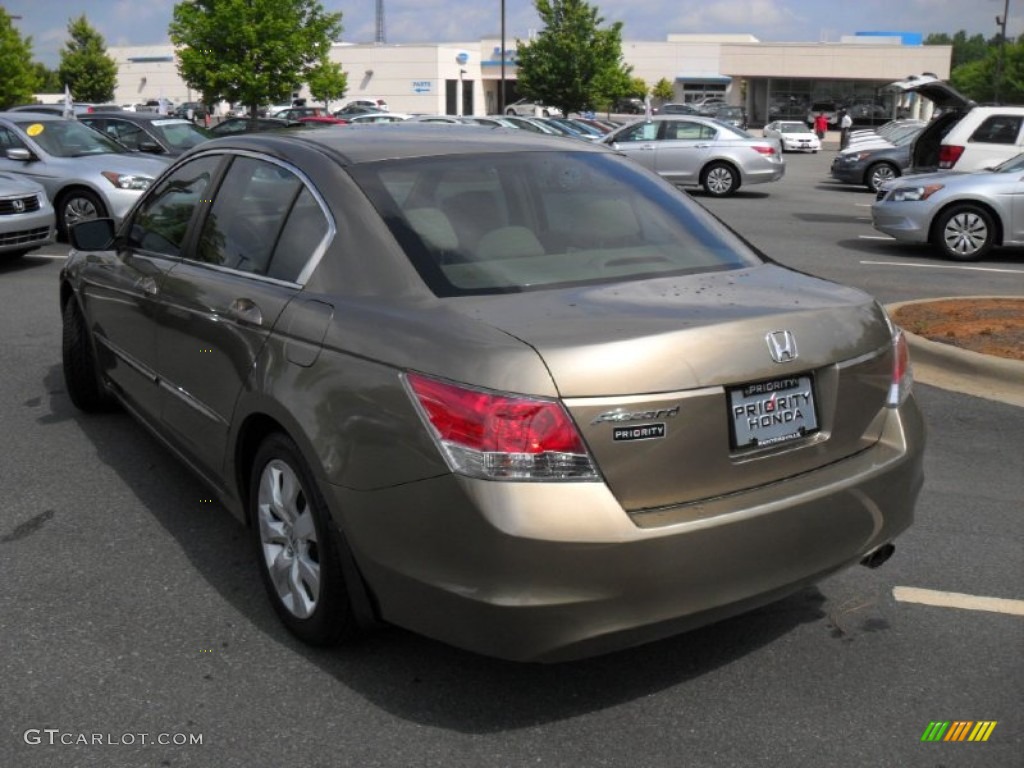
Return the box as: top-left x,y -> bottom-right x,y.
859,235 -> 895,241
893,587 -> 1024,616
861,259 -> 1024,275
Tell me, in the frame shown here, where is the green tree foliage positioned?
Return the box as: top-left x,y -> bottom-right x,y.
306,59 -> 347,109
32,62 -> 62,93
925,31 -> 991,69
169,0 -> 343,120
515,0 -> 632,116
628,76 -> 648,98
58,15 -> 118,102
949,37 -> 1024,104
0,10 -> 40,108
652,77 -> 675,104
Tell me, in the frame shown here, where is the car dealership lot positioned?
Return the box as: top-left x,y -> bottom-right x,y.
1,146 -> 1021,767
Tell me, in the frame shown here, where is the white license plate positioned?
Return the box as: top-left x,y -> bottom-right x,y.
728,375 -> 818,449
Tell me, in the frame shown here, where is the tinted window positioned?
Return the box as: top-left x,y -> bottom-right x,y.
969,115 -> 1023,144
614,122 -> 658,142
196,157 -> 307,277
268,187 -> 331,283
127,155 -> 220,257
350,150 -> 760,297
663,121 -> 716,141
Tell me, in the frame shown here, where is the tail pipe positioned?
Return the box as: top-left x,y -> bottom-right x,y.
860,542 -> 895,569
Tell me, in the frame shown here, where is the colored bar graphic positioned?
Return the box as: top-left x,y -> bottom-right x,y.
921,721 -> 997,742
921,722 -> 949,741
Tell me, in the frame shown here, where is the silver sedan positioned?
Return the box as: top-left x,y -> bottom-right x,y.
871,153 -> 1024,261
0,112 -> 170,237
0,171 -> 55,258
602,116 -> 785,196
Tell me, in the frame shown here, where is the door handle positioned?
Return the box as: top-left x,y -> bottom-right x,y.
229,297 -> 263,326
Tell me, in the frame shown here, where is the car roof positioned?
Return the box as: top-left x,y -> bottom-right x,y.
82,112 -> 191,123
200,123 -> 611,166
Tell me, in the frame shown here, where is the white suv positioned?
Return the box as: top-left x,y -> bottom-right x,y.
890,74 -> 1024,172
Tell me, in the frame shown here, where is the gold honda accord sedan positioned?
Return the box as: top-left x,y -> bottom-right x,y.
60,125 -> 924,662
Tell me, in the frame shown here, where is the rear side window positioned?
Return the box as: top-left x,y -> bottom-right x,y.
969,115 -> 1023,144
196,156 -> 329,282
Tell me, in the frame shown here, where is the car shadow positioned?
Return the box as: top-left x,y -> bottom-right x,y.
840,238 -> 1024,265
688,189 -> 772,200
43,362 -> 832,733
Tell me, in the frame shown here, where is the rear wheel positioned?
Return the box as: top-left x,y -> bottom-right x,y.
251,433 -> 355,645
57,189 -> 107,240
62,298 -> 116,412
933,204 -> 995,261
701,162 -> 739,197
865,162 -> 899,193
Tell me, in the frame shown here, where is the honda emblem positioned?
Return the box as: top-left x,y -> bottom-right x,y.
766,330 -> 798,363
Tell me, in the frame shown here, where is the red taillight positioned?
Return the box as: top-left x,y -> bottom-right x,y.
406,373 -> 597,480
938,144 -> 965,169
887,329 -> 913,407
751,145 -> 777,156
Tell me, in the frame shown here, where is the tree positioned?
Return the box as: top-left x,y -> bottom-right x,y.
0,10 -> 39,108
651,77 -> 674,104
32,62 -> 62,93
925,31 -> 991,70
58,15 -> 117,102
515,0 -> 631,117
306,58 -> 347,110
627,76 -> 647,99
169,0 -> 343,122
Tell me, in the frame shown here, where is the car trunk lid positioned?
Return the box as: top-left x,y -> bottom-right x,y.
451,265 -> 897,510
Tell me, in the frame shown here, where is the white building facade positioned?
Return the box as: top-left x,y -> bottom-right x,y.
107,32 -> 952,125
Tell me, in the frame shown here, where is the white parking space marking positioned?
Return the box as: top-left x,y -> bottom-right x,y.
859,235 -> 892,240
893,587 -> 1024,616
27,253 -> 68,261
861,259 -> 1024,275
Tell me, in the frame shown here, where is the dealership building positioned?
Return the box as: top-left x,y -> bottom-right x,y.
108,31 -> 951,124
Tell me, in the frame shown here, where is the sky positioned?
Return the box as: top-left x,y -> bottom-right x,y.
4,0 -> 1021,68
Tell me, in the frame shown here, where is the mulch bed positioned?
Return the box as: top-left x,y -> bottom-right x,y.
892,298 -> 1024,362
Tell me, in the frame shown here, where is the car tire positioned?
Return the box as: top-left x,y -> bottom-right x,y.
57,189 -> 108,240
701,162 -> 739,197
866,162 -> 899,193
61,298 -> 116,412
250,433 -> 356,646
932,204 -> 996,262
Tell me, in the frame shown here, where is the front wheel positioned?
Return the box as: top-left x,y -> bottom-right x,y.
701,162 -> 739,197
57,189 -> 107,240
865,162 -> 899,193
62,298 -> 116,412
251,433 -> 356,646
933,204 -> 995,261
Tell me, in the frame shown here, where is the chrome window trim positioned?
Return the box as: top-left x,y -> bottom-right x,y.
174,148 -> 336,286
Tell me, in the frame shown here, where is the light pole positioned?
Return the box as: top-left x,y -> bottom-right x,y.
499,0 -> 506,114
995,0 -> 1010,103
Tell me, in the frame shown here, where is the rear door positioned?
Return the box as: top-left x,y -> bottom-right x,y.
653,119 -> 716,184
155,154 -> 333,477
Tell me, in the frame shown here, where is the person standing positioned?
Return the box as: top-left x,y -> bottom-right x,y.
814,111 -> 828,141
839,109 -> 853,149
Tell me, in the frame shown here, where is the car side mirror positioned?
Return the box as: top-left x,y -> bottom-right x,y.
138,141 -> 163,153
69,218 -> 116,251
5,147 -> 33,161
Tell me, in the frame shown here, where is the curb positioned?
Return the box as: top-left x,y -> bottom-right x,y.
886,297 -> 1024,408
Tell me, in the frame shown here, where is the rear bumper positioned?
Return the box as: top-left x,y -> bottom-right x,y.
331,397 -> 924,662
744,162 -> 786,186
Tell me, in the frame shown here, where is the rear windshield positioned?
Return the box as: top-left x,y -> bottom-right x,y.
348,150 -> 761,297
